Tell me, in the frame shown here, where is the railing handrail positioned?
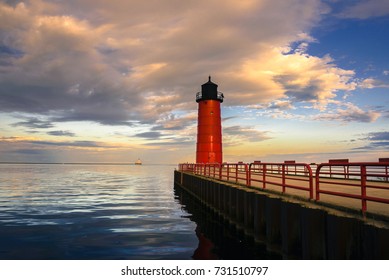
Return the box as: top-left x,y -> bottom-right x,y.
318,162 -> 389,167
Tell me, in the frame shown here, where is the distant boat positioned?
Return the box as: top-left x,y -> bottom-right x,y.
135,158 -> 142,165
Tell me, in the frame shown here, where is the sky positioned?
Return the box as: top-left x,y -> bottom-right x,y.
0,0 -> 389,164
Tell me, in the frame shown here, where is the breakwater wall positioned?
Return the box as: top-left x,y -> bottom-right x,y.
174,170 -> 389,259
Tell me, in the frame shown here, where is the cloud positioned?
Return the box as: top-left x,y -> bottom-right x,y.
47,130 -> 76,137
143,138 -> 194,147
0,44 -> 23,57
223,125 -> 271,146
360,78 -> 389,89
29,140 -> 112,148
152,113 -> 197,131
367,131 -> 389,141
0,136 -> 118,149
368,141 -> 389,148
12,148 -> 47,155
0,0 -> 353,128
0,2 -> 143,125
272,52 -> 356,109
354,131 -> 389,150
339,0 -> 389,19
231,46 -> 357,112
268,100 -> 294,110
12,117 -> 54,129
134,131 -> 162,139
249,99 -> 294,110
314,103 -> 380,123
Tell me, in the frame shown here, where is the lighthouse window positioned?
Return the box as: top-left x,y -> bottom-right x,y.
210,111 -> 214,115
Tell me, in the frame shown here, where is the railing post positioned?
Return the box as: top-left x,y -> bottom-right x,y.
282,164 -> 286,193
315,164 -> 322,201
263,164 -> 267,189
361,165 -> 367,214
235,164 -> 238,183
248,163 -> 252,187
306,164 -> 313,200
245,164 -> 249,186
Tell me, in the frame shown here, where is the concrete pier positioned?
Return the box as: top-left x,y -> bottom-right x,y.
174,170 -> 389,259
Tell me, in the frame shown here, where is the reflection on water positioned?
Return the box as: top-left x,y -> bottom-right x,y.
174,185 -> 282,260
0,164 -> 279,260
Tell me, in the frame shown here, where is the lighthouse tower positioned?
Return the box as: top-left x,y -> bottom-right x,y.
196,76 -> 224,164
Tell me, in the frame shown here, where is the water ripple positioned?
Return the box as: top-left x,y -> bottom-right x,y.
0,164 -> 198,259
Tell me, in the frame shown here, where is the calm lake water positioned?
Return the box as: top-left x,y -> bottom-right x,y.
0,164 -> 278,260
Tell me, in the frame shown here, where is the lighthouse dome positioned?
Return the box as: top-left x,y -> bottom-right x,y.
196,76 -> 223,103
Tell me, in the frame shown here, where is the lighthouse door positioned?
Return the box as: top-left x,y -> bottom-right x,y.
208,152 -> 216,163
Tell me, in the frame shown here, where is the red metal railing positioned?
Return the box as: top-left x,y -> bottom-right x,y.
220,162 -> 249,185
178,160 -> 389,214
248,162 -> 313,199
204,163 -> 220,178
179,161 -> 313,199
316,162 -> 389,213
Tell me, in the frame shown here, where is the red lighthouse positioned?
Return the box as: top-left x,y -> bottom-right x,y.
196,76 -> 224,164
